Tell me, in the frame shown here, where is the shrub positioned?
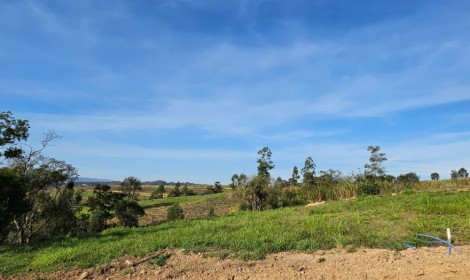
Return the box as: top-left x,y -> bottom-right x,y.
181,185 -> 195,196
167,203 -> 184,221
150,191 -> 163,199
358,182 -> 381,196
115,200 -> 145,227
207,182 -> 223,194
167,190 -> 180,197
207,206 -> 216,217
157,184 -> 165,193
88,209 -> 107,233
280,188 -> 306,207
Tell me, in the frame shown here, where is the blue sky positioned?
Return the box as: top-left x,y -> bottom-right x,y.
1,0 -> 469,183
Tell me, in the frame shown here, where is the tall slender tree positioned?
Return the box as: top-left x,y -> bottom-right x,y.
364,146 -> 387,177
301,157 -> 316,187
257,147 -> 274,179
246,147 -> 275,211
289,166 -> 300,186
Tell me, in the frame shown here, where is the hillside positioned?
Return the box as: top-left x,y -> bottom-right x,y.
1,189 -> 469,278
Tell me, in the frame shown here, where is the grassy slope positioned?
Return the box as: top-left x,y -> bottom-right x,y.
1,190 -> 469,275
139,192 -> 227,208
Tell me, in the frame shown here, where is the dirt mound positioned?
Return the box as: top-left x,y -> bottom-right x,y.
3,246 -> 469,279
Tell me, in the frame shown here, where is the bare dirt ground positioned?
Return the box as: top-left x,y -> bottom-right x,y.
2,245 -> 469,280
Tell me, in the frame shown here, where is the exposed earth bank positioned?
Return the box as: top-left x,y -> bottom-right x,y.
3,245 -> 469,280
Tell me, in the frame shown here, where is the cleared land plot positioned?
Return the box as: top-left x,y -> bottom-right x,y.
1,190 -> 469,276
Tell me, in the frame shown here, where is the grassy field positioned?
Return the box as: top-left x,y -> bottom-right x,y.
75,185 -> 235,225
1,189 -> 469,275
139,191 -> 234,224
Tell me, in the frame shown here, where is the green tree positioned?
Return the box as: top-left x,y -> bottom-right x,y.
41,182 -> 83,236
181,185 -> 195,196
450,170 -> 459,180
246,175 -> 268,211
289,166 -> 300,186
0,111 -> 30,159
87,184 -> 122,232
359,146 -> 388,196
1,115 -> 80,243
301,156 -> 317,200
364,146 -> 387,177
257,147 -> 275,178
150,184 -> 165,199
0,112 -> 30,243
8,134 -> 78,243
396,172 -> 420,189
458,167 -> 468,179
115,200 -> 145,227
120,176 -> 142,199
430,172 -> 439,181
207,181 -> 223,193
230,174 -> 240,189
0,168 -> 25,243
87,184 -> 144,231
317,169 -> 344,201
239,173 -> 248,186
167,182 -> 181,197
249,147 -> 275,211
266,176 -> 285,208
230,173 -> 248,202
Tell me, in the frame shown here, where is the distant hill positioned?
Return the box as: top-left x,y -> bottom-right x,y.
77,177 -> 115,183
143,180 -> 204,186
77,178 -> 202,185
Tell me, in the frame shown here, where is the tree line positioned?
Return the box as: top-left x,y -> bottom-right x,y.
230,146 -> 468,211
0,112 -> 145,244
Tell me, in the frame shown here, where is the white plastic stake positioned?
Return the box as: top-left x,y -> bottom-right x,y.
447,228 -> 452,256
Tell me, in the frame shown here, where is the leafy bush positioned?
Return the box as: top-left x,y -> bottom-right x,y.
181,185 -> 195,196
87,184 -> 145,231
207,182 -> 223,194
396,172 -> 420,189
358,182 -> 381,196
166,203 -> 184,221
157,184 -> 165,193
150,184 -> 165,199
149,191 -> 163,199
167,190 -> 180,197
88,209 -> 107,233
115,200 -> 145,227
280,189 -> 306,207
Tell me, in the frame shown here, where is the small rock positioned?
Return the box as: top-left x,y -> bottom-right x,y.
78,271 -> 89,280
125,259 -> 134,267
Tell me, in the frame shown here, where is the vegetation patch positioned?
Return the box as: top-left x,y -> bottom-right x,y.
1,191 -> 469,275
149,253 -> 172,266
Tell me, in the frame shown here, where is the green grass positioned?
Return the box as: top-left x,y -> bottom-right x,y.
1,190 -> 469,275
139,192 -> 227,208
